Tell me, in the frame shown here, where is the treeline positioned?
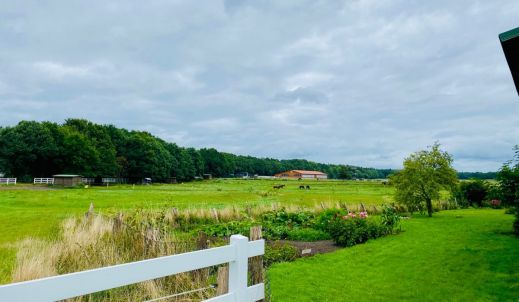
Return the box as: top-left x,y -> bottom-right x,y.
457,171 -> 497,180
0,119 -> 495,182
0,119 -> 396,182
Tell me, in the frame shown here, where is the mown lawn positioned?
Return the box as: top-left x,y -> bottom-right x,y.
0,179 -> 392,283
268,209 -> 519,301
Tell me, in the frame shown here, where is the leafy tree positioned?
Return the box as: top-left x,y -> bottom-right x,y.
496,146 -> 519,235
122,132 -> 172,181
0,121 -> 61,180
390,143 -> 458,217
58,126 -> 101,176
457,179 -> 488,207
496,146 -> 519,207
64,119 -> 118,177
338,166 -> 354,180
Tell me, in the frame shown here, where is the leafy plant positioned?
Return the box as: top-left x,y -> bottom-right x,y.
286,228 -> 331,241
201,220 -> 254,237
327,214 -> 386,247
313,208 -> 347,232
264,243 -> 299,266
261,209 -> 315,228
380,205 -> 401,233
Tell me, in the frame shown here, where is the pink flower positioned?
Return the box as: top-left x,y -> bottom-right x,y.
359,211 -> 368,218
348,212 -> 356,218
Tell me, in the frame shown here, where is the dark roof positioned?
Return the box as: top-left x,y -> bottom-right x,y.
500,27 -> 519,42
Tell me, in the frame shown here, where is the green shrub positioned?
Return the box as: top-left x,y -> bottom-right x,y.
514,217 -> 519,236
261,209 -> 314,228
264,243 -> 299,266
263,224 -> 291,240
327,216 -> 385,247
286,228 -> 331,241
514,209 -> 519,236
202,220 -> 254,237
314,208 -> 347,231
380,205 -> 400,233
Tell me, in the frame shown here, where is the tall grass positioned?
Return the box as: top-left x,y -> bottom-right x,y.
12,214 -> 215,301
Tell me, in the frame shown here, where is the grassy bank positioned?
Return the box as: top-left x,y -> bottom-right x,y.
268,209 -> 519,301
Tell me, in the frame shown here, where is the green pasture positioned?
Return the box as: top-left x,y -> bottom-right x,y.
0,179 -> 393,283
269,209 -> 519,301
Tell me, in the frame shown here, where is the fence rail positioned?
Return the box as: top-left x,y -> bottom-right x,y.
33,178 -> 54,184
0,235 -> 264,302
0,178 -> 16,185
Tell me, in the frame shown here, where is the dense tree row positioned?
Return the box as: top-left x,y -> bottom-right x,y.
457,171 -> 497,180
0,119 -> 489,182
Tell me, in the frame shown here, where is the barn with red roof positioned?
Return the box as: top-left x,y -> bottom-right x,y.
274,170 -> 327,180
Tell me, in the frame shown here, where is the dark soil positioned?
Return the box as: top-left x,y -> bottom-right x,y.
275,240 -> 339,256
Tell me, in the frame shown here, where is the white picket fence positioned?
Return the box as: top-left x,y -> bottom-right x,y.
33,178 -> 54,185
0,178 -> 16,185
0,235 -> 265,302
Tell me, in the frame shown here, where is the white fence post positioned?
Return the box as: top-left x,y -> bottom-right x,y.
229,235 -> 248,302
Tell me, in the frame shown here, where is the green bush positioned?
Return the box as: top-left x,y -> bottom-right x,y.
514,209 -> 519,236
313,208 -> 347,231
264,243 -> 299,266
380,205 -> 400,233
286,228 -> 331,241
514,217 -> 519,236
202,220 -> 254,237
263,224 -> 291,240
261,209 -> 314,228
327,216 -> 386,247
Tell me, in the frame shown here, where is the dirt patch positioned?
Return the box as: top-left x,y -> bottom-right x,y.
275,240 -> 340,256
0,185 -> 60,191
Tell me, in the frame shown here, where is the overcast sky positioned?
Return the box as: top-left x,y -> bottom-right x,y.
1,1 -> 518,171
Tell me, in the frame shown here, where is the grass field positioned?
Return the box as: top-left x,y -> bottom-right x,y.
0,179 -> 393,284
268,209 -> 519,301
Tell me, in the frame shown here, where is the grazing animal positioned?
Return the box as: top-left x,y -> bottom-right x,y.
306,185 -> 310,190
273,184 -> 285,189
299,185 -> 305,189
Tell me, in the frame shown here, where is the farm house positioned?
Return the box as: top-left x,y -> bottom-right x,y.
274,170 -> 327,180
53,175 -> 83,187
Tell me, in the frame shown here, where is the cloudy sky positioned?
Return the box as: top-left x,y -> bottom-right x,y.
1,1 -> 518,171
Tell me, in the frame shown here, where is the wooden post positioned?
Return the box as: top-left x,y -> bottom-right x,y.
85,203 -> 94,219
212,208 -> 219,222
194,232 -> 209,283
197,232 -> 209,250
216,266 -> 229,295
112,213 -> 123,233
249,226 -> 264,288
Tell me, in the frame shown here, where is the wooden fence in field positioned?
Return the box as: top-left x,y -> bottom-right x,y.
0,235 -> 265,302
33,178 -> 54,185
0,178 -> 16,185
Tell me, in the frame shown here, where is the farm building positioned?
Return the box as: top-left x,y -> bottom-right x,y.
53,174 -> 83,187
274,170 -> 327,180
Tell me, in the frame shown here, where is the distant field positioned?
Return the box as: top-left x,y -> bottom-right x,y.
0,179 -> 393,283
269,209 -> 519,301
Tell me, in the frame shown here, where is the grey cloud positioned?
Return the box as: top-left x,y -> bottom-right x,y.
1,0 -> 518,172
